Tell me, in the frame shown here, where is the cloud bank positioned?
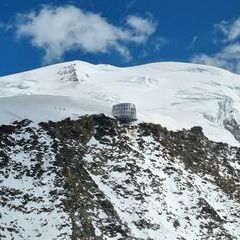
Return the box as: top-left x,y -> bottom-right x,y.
192,17 -> 240,73
15,5 -> 157,63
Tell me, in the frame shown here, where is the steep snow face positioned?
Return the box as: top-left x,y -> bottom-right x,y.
1,60 -> 240,146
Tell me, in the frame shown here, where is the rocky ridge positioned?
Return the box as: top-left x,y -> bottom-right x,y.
0,114 -> 240,239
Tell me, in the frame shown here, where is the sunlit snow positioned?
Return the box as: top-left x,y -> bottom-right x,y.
1,60 -> 240,146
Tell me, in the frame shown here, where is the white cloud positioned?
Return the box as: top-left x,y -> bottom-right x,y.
126,15 -> 156,36
215,17 -> 240,42
15,5 -> 157,63
191,17 -> 240,73
154,36 -> 168,50
188,35 -> 198,49
192,43 -> 240,73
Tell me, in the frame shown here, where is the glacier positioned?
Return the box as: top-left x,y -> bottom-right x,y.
1,60 -> 240,146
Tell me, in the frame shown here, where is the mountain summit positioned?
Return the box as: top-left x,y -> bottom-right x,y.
1,60 -> 240,146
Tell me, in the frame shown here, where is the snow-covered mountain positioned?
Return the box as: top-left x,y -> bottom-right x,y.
0,61 -> 240,240
1,60 -> 240,146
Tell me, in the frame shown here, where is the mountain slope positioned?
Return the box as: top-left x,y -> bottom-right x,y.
1,61 -> 240,239
0,115 -> 239,239
1,60 -> 240,146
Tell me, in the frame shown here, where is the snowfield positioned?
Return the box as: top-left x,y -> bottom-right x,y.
1,60 -> 240,146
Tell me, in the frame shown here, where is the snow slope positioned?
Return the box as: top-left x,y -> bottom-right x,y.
1,114 -> 240,239
1,60 -> 240,146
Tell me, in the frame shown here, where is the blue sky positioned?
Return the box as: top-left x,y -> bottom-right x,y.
0,0 -> 240,76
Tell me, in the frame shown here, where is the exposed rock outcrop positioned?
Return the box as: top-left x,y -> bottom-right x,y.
0,114 -> 239,239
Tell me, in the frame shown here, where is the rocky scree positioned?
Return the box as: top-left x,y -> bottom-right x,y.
0,114 -> 239,239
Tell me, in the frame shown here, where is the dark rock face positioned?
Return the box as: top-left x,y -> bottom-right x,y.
0,114 -> 239,239
0,119 -> 70,240
58,64 -> 79,82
